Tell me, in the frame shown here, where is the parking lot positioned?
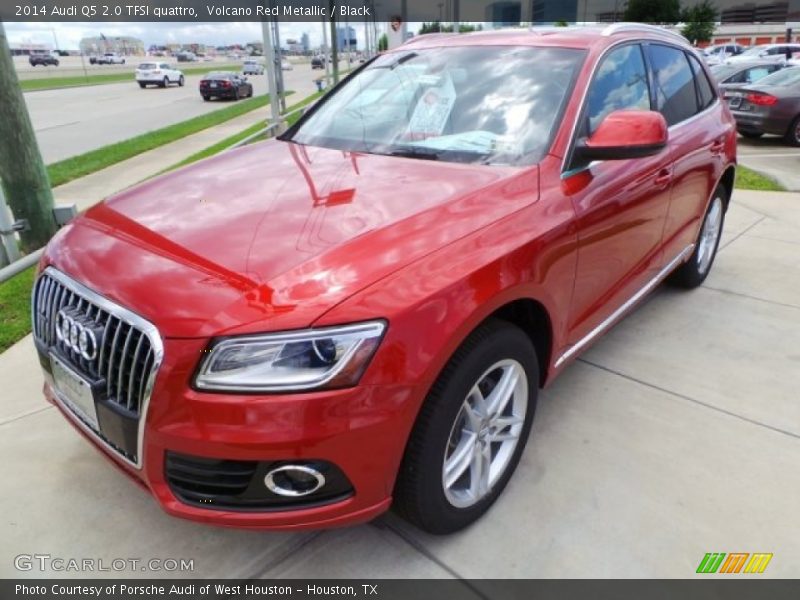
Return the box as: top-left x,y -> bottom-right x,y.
2,188 -> 798,579
738,134 -> 800,190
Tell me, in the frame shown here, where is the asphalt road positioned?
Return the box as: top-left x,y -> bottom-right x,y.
737,133 -> 800,191
22,61 -> 336,164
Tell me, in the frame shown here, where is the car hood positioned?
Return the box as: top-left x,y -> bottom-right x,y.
44,140 -> 536,338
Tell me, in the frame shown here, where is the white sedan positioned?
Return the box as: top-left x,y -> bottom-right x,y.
242,60 -> 265,75
136,62 -> 185,88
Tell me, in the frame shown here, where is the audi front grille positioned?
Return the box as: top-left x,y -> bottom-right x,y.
31,267 -> 163,467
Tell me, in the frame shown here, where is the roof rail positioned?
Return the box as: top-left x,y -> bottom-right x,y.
602,22 -> 687,42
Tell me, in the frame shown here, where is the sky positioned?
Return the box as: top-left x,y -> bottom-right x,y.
4,21 -> 379,50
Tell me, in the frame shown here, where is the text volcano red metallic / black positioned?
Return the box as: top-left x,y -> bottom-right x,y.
33,25 -> 736,534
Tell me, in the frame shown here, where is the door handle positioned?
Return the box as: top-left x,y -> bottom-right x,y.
710,140 -> 725,155
654,169 -> 672,187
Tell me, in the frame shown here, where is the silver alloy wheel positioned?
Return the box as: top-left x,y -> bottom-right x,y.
442,359 -> 528,508
697,196 -> 723,276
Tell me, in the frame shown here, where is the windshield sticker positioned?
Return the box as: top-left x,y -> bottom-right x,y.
407,74 -> 457,140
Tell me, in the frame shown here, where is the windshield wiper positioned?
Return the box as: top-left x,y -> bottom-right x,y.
372,52 -> 418,70
386,148 -> 441,161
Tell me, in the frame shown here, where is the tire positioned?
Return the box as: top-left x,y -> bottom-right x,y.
178,75 -> 185,87
668,187 -> 727,289
54,60 -> 59,66
783,115 -> 800,146
394,319 -> 538,534
161,77 -> 168,88
138,82 -> 146,89
739,131 -> 763,139
202,95 -> 210,101
233,89 -> 240,101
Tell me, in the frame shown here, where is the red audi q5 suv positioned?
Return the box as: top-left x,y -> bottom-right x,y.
33,24 -> 736,534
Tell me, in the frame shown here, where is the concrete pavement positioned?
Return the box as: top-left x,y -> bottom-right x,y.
737,134 -> 800,191
1,186 -> 798,577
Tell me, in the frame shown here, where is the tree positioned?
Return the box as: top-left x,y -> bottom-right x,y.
419,22 -> 443,34
554,20 -> 569,27
419,22 -> 482,35
681,0 -> 717,44
378,33 -> 388,52
0,22 -> 57,252
624,0 -> 682,24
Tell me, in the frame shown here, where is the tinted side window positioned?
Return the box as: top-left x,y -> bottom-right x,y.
648,44 -> 698,126
586,44 -> 650,134
688,54 -> 716,110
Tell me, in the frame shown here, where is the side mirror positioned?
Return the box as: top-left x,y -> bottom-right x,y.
575,110 -> 668,162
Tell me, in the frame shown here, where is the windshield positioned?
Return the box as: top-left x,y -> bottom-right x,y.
755,67 -> 800,86
740,46 -> 768,57
710,64 -> 740,80
285,46 -> 585,165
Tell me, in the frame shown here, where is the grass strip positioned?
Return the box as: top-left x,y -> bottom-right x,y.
20,64 -> 241,92
165,90 -> 325,171
0,267 -> 34,353
734,165 -> 785,192
46,92 -> 292,188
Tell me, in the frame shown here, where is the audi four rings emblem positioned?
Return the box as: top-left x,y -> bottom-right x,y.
55,309 -> 99,361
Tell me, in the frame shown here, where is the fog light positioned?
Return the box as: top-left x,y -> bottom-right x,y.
264,465 -> 326,497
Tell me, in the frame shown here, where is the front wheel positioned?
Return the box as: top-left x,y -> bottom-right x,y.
668,188 -> 727,289
178,75 -> 185,87
161,77 -> 168,88
394,319 -> 538,534
138,82 -> 146,89
739,131 -> 763,139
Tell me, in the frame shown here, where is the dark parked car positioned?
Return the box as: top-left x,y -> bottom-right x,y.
29,54 -> 59,67
199,72 -> 253,101
710,61 -> 786,98
311,55 -> 326,69
729,66 -> 800,144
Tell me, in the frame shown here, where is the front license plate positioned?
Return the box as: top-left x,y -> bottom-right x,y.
50,353 -> 99,431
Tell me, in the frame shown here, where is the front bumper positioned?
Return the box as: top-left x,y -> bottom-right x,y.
42,337 -> 418,530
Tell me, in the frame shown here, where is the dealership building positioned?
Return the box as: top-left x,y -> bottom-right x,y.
78,36 -> 145,56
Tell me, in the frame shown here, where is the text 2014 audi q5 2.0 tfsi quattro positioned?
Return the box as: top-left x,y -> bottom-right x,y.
33,25 -> 736,534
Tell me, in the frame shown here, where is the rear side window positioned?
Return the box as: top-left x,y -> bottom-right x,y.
688,54 -> 716,110
586,44 -> 651,134
648,44 -> 698,126
159,63 -> 170,69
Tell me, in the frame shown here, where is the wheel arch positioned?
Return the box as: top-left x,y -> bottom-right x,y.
488,298 -> 553,389
716,164 -> 736,211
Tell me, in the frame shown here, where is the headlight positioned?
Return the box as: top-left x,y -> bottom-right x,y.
195,321 -> 386,392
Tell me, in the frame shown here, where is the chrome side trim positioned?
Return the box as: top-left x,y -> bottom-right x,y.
40,267 -> 164,470
554,245 -> 695,369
